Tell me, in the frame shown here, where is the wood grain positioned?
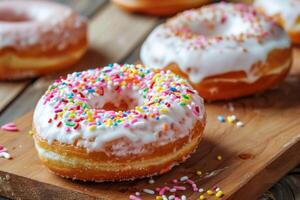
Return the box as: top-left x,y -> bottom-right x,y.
0,48 -> 300,199
0,4 -> 159,124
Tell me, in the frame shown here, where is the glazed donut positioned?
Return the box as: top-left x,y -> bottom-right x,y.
111,0 -> 211,16
33,63 -> 206,181
254,0 -> 300,44
140,3 -> 292,101
0,1 -> 88,80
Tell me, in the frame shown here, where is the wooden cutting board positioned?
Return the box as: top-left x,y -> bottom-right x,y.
0,49 -> 300,200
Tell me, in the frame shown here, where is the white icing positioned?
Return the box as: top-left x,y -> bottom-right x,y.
140,3 -> 291,83
33,64 -> 205,155
254,0 -> 300,30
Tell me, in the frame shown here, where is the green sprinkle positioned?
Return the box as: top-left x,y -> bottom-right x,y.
179,102 -> 186,106
182,94 -> 189,99
65,121 -> 75,126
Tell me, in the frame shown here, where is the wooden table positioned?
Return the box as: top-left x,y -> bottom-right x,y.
0,1 -> 299,200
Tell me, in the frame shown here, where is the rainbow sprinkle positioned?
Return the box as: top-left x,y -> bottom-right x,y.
42,64 -> 202,134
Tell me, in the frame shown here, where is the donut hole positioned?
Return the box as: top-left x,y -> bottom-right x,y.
88,90 -> 141,112
173,13 -> 252,38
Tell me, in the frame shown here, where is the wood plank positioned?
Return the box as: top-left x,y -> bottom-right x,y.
0,81 -> 30,113
55,0 -> 107,17
0,4 -> 159,124
0,50 -> 300,200
0,0 -> 107,115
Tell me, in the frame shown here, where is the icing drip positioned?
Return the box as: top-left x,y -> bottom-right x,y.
254,0 -> 300,30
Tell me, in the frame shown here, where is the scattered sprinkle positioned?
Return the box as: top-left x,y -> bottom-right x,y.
198,188 -> 204,193
135,192 -> 140,196
129,195 -> 141,200
217,115 -> 225,123
236,121 -> 244,128
1,123 -> 19,132
143,188 -> 155,195
180,176 -> 189,182
215,190 -> 224,198
207,190 -> 214,195
149,179 -> 155,184
217,155 -> 222,161
199,195 -> 206,200
28,130 -> 34,136
196,170 -> 202,176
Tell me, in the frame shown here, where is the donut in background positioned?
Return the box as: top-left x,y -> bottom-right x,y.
141,3 -> 292,101
111,0 -> 212,16
254,0 -> 300,44
0,0 -> 88,80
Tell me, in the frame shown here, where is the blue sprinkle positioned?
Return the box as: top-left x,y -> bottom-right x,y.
88,89 -> 95,93
217,115 -> 225,123
170,87 -> 177,92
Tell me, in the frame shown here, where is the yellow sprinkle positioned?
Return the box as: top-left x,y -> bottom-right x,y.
28,130 -> 34,136
106,119 -> 112,126
215,191 -> 224,198
136,107 -> 144,113
196,170 -> 202,176
160,108 -> 169,114
199,195 -> 206,200
226,116 -> 234,123
156,196 -> 163,200
181,98 -> 191,104
157,87 -> 163,92
217,155 -> 222,161
88,125 -> 96,131
207,190 -> 214,195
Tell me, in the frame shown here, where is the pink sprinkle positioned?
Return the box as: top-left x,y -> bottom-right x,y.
0,145 -> 7,153
175,197 -> 181,200
187,179 -> 195,185
54,109 -> 63,113
172,179 -> 178,183
131,118 -> 138,124
129,195 -> 141,200
1,123 -> 19,132
124,123 -> 130,128
159,186 -> 170,195
173,186 -> 186,191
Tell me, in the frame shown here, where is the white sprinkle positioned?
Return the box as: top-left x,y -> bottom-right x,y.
236,121 -> 244,128
143,188 -> 155,195
135,192 -> 140,196
169,188 -> 176,193
228,103 -> 235,112
215,187 -> 221,192
198,188 -> 204,193
230,115 -> 237,121
149,179 -> 155,184
180,176 -> 189,182
0,152 -> 11,159
181,195 -> 187,200
168,195 -> 175,200
162,195 -> 168,200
